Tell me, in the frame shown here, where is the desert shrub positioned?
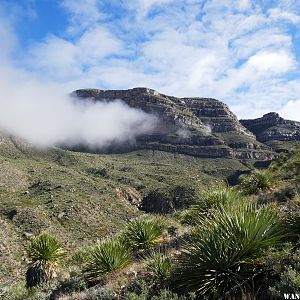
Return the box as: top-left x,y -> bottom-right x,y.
50,273 -> 87,299
238,170 -> 275,195
264,245 -> 300,299
121,216 -> 167,251
125,282 -> 195,300
145,251 -> 173,284
173,202 -> 285,299
83,238 -> 132,283
1,282 -> 54,300
71,245 -> 95,267
26,233 -> 65,288
269,267 -> 300,299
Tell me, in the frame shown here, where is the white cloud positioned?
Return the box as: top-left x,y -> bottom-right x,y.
2,0 -> 300,122
27,26 -> 125,82
268,7 -> 300,23
126,0 -> 175,17
61,0 -> 103,34
280,99 -> 300,121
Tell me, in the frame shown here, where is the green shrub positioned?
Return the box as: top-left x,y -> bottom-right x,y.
265,246 -> 300,299
121,216 -> 167,251
2,282 -> 53,300
126,283 -> 195,300
145,251 -> 173,284
83,238 -> 132,283
173,202 -> 285,298
238,169 -> 275,195
26,233 -> 65,288
71,245 -> 94,266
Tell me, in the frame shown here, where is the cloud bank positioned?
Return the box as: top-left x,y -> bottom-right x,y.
1,0 -> 300,128
0,66 -> 157,148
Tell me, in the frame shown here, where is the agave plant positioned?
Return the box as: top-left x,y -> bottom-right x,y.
174,202 -> 285,299
238,170 -> 275,195
84,238 -> 132,283
26,232 -> 65,288
121,216 -> 167,251
145,250 -> 173,284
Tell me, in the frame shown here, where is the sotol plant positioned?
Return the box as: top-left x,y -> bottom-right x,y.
182,186 -> 242,225
121,216 -> 167,251
174,202 -> 285,299
145,251 -> 173,284
238,169 -> 275,195
26,232 -> 65,288
84,238 -> 132,283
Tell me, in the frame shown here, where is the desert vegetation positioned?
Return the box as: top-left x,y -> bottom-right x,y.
1,148 -> 300,300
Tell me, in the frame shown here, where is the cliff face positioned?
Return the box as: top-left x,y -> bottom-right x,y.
73,88 -> 275,159
240,112 -> 300,152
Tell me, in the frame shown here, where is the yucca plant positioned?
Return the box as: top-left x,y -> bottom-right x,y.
238,170 -> 275,195
121,216 -> 167,251
173,202 -> 285,299
83,238 -> 132,283
145,251 -> 173,284
26,232 -> 65,288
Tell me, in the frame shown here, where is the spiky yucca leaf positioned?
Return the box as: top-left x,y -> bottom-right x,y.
84,238 -> 132,283
122,216 -> 167,251
174,202 -> 285,298
26,233 -> 65,288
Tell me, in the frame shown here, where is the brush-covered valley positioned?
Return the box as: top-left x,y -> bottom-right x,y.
0,127 -> 300,299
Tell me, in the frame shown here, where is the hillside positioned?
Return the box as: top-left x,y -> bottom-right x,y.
0,131 -> 249,285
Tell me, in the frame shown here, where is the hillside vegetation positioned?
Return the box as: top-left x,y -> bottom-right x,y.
1,127 -> 300,299
0,132 -> 249,286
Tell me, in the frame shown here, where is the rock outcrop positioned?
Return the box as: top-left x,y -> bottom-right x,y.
240,112 -> 300,152
73,88 -> 276,159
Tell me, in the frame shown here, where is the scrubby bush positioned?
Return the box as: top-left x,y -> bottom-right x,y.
173,202 -> 285,299
125,282 -> 195,300
83,238 -> 132,283
121,216 -> 167,251
264,245 -> 300,299
26,233 -> 65,288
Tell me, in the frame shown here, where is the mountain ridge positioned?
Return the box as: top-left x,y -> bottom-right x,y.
74,87 -> 299,159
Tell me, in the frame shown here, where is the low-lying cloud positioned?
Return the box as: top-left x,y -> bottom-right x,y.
0,66 -> 157,149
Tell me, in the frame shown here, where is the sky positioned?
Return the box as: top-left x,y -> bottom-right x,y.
1,0 -> 300,121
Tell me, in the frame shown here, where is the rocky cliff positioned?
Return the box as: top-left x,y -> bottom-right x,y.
73,88 -> 275,160
240,112 -> 300,152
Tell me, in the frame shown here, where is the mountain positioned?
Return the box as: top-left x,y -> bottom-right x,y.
240,112 -> 300,152
74,88 -> 275,160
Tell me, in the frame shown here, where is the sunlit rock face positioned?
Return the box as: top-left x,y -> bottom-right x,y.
73,87 -> 277,159
241,112 -> 300,152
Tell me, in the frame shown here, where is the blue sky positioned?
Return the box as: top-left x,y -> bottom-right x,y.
1,0 -> 300,120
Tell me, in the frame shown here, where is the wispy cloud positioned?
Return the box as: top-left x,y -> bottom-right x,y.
2,0 -> 300,120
